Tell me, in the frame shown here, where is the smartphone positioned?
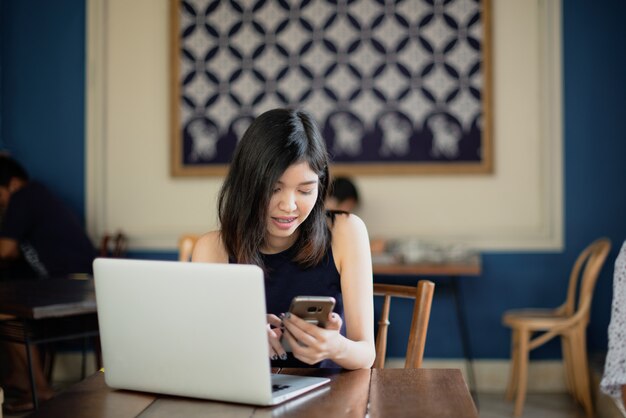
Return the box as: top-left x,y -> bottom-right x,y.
281,296 -> 336,352
287,296 -> 336,326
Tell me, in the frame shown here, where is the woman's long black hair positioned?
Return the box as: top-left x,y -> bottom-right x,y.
218,108 -> 331,270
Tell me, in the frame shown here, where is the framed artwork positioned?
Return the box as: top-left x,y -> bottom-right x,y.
170,0 -> 492,176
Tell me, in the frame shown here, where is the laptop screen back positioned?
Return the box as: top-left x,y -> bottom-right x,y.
93,258 -> 273,404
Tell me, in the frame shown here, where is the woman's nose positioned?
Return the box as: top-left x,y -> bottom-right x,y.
278,192 -> 297,212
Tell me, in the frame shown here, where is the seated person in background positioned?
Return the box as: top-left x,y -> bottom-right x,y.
601,240 -> 626,412
192,108 -> 375,369
325,177 -> 387,254
0,155 -> 96,279
0,155 -> 97,412
325,176 -> 359,213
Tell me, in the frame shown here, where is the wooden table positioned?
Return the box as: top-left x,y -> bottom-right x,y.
373,257 -> 481,276
373,256 -> 482,404
0,278 -> 97,319
0,278 -> 99,409
27,368 -> 478,418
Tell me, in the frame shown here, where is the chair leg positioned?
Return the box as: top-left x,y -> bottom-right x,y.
24,342 -> 40,410
567,331 -> 585,407
513,329 -> 530,417
505,328 -> 520,401
41,344 -> 55,383
561,334 -> 576,398
94,336 -> 103,369
81,337 -> 88,379
571,327 -> 594,417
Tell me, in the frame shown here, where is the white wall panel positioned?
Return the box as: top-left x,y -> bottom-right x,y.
87,0 -> 562,251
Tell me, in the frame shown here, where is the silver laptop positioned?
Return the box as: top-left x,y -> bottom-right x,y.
93,258 -> 330,405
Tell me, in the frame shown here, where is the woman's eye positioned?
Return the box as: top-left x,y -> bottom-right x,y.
272,187 -> 281,193
299,189 -> 313,195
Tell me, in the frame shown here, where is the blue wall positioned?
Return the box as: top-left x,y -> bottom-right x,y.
561,0 -> 626,353
425,0 -> 626,359
0,0 -> 86,219
1,0 -> 624,359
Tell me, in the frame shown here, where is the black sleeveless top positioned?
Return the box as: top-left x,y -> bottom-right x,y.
229,212 -> 348,367
263,243 -> 344,368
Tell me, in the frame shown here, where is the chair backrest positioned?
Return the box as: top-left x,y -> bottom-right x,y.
373,280 -> 435,369
563,238 -> 611,319
99,231 -> 128,258
178,234 -> 200,262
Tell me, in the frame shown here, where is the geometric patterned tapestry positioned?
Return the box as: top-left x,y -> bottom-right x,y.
171,0 -> 492,175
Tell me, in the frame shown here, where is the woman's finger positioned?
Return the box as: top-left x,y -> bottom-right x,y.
283,314 -> 319,347
283,312 -> 319,334
267,314 -> 289,360
283,312 -> 344,364
326,312 -> 342,331
267,325 -> 283,360
282,326 -> 312,356
266,313 -> 282,328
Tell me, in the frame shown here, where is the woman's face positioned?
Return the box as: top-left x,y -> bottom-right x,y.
264,161 -> 319,253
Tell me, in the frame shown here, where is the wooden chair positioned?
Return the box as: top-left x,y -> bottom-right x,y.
373,280 -> 435,369
99,231 -> 128,258
178,234 -> 200,262
502,238 -> 611,417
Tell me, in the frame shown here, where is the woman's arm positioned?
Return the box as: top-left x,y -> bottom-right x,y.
283,214 -> 375,369
330,213 -> 376,369
0,238 -> 20,259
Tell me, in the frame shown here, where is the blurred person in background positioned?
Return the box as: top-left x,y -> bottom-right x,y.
325,176 -> 359,213
0,154 -> 97,413
0,155 -> 95,279
325,177 -> 387,255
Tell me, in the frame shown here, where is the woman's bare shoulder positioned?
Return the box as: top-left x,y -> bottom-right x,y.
192,230 -> 229,263
328,213 -> 372,284
329,212 -> 367,238
329,213 -> 370,259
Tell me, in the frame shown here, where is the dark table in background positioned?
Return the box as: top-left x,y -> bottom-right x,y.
0,278 -> 99,409
27,368 -> 478,418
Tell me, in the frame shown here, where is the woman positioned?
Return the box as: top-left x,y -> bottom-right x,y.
192,108 -> 375,369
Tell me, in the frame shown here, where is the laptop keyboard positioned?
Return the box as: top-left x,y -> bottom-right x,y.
272,384 -> 291,393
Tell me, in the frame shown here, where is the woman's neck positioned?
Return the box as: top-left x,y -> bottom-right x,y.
261,232 -> 298,254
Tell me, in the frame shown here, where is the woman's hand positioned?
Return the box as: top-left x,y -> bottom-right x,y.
266,314 -> 287,361
281,312 -> 344,365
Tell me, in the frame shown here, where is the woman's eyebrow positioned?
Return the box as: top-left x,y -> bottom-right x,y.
275,180 -> 318,186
